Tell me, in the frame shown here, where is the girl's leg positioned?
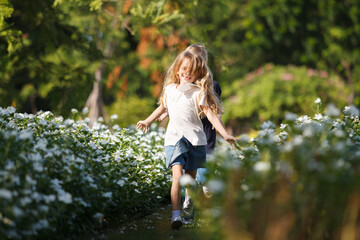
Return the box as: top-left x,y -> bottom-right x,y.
171,164 -> 184,211
183,169 -> 197,221
184,169 -> 197,179
184,169 -> 197,197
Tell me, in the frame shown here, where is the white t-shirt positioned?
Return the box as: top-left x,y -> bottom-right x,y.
163,83 -> 207,146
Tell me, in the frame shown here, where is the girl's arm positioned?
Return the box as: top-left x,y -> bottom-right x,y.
156,111 -> 168,122
203,107 -> 237,147
137,104 -> 167,134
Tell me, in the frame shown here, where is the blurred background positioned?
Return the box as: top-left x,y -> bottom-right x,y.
1,0 -> 359,134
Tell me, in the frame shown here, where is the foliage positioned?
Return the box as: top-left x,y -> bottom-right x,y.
0,0 -> 95,115
107,95 -> 157,128
0,0 -> 22,54
202,100 -> 360,239
0,0 -> 184,118
1,0 -> 360,129
223,64 -> 349,131
0,106 -> 171,239
239,0 -> 360,105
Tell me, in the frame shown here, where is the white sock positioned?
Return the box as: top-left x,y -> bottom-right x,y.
172,210 -> 181,218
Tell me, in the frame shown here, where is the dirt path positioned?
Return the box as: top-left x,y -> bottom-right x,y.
80,203 -> 210,240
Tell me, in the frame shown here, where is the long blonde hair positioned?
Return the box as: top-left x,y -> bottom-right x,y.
159,49 -> 224,116
186,43 -> 208,63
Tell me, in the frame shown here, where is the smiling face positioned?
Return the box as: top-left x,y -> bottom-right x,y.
177,58 -> 196,85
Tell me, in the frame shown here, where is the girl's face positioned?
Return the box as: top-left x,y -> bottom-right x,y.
177,58 -> 196,85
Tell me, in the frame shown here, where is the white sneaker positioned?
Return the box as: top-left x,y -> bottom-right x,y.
182,218 -> 194,225
170,215 -> 182,229
202,185 -> 213,198
182,198 -> 194,220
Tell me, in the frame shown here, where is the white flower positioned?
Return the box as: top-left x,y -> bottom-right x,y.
1,106 -> 16,116
19,129 -> 33,140
82,107 -> 89,115
38,111 -> 53,119
0,189 -> 12,200
131,181 -> 138,187
297,115 -> 311,124
35,139 -> 48,151
58,191 -> 72,204
315,98 -> 321,104
260,121 -> 275,130
71,108 -> 78,114
103,192 -> 113,198
314,114 -> 324,120
39,205 -> 49,213
344,105 -> 360,116
43,195 -> 56,204
285,112 -> 297,121
38,119 -> 47,126
14,113 -> 24,120
31,152 -> 42,162
117,179 -> 125,187
32,219 -> 49,230
64,119 -> 75,127
111,114 -> 118,120
206,179 -> 225,193
325,104 -> 340,117
20,197 -> 32,206
241,184 -> 249,191
93,212 -> 103,221
33,162 -> 43,172
113,124 -> 121,131
26,176 -> 37,185
13,206 -> 24,217
334,130 -> 345,138
253,161 -> 271,172
179,174 -> 196,186
303,127 -> 313,137
292,135 -> 304,146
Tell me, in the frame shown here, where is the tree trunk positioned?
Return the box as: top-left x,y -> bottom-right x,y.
84,10 -> 120,125
85,62 -> 108,124
29,94 -> 38,114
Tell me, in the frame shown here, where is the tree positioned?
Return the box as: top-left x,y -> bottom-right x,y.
1,0 -> 95,115
55,0 -> 184,123
238,0 -> 360,105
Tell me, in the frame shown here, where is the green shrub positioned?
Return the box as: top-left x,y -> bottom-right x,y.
107,96 -> 157,128
223,64 -> 349,130
203,100 -> 360,239
0,107 -> 171,239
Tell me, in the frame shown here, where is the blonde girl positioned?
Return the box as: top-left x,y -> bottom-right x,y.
137,49 -> 236,229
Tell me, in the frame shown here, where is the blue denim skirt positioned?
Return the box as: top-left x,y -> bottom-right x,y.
165,137 -> 206,170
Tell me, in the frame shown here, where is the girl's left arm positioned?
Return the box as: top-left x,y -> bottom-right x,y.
137,104 -> 167,134
203,107 -> 237,147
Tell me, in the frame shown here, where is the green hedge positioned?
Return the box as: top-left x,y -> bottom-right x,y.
203,100 -> 360,239
0,107 -> 171,239
223,64 -> 349,129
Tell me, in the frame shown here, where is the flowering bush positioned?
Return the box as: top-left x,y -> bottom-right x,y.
222,64 -> 349,130
0,107 -> 171,239
204,100 -> 360,239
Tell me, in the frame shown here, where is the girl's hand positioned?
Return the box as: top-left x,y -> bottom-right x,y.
224,134 -> 237,149
137,120 -> 150,134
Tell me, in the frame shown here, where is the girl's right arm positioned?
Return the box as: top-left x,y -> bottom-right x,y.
202,106 -> 237,147
137,104 -> 167,134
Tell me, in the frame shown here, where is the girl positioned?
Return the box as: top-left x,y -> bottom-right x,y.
137,49 -> 236,229
156,43 -> 223,223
